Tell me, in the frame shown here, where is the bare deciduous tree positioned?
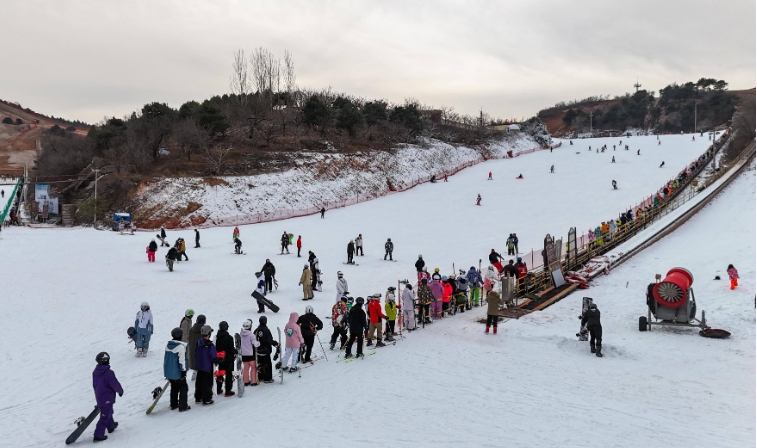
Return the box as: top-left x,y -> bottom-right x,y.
202,144 -> 233,174
229,50 -> 250,105
250,47 -> 281,110
284,49 -> 296,99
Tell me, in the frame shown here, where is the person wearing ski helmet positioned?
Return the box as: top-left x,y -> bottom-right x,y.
467,266 -> 483,307
194,325 -> 220,405
515,257 -> 528,279
299,264 -> 313,300
260,259 -> 276,294
134,302 -> 153,357
344,297 -> 368,359
415,255 -> 425,275
214,321 -> 236,397
309,257 -> 320,293
431,267 -> 442,281
254,316 -> 278,383
282,312 -> 305,373
347,240 -> 355,264
179,309 -> 194,343
366,295 -> 387,347
503,260 -> 517,278
429,275 -> 444,318
297,305 -> 323,363
335,271 -> 349,303
187,314 -> 206,374
234,237 -> 243,254
402,283 -> 416,331
255,272 -> 266,313
164,328 -> 190,412
384,238 -> 394,260
384,287 -> 398,341
581,303 -> 603,357
92,352 -> 123,442
239,320 -> 260,386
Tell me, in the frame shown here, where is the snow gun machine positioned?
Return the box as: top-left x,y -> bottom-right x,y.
639,267 -> 729,338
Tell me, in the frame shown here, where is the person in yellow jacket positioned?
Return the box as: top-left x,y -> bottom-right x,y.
384,287 -> 398,342
299,265 -> 313,300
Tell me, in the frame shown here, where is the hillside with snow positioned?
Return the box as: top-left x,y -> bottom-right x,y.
0,133 -> 752,447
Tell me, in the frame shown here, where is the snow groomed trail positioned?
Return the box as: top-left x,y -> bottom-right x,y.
0,134 -> 752,447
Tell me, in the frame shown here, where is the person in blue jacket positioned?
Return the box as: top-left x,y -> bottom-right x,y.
134,302 -> 154,357
164,328 -> 190,412
466,267 -> 483,307
92,352 -> 123,443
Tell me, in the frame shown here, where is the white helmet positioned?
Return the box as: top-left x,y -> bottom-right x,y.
305,305 -> 314,314
337,271 -> 343,277
140,301 -> 149,310
242,319 -> 253,330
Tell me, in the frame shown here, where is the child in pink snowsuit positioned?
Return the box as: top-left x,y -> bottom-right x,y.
727,264 -> 739,290
430,279 -> 444,318
282,312 -> 304,372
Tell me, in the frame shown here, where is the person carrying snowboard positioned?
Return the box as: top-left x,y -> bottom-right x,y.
255,272 -> 267,313
384,287 -> 398,341
254,316 -> 278,383
160,227 -> 169,247
329,296 -> 349,350
146,239 -> 157,262
194,325 -> 220,404
179,309 -> 194,343
310,257 -> 320,293
134,302 -> 153,357
344,297 -> 368,359
281,312 -> 305,372
299,264 -> 313,300
239,319 -> 260,386
485,290 -> 504,334
336,271 -> 349,302
187,314 -> 205,378
214,321 -> 236,397
347,240 -> 355,264
384,238 -> 394,260
92,352 -> 123,443
355,234 -> 364,256
581,303 -> 603,357
296,305 -> 323,363
260,259 -> 276,293
164,328 -> 190,412
401,284 -> 416,332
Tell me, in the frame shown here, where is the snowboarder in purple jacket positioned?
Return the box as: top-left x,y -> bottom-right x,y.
92,352 -> 123,442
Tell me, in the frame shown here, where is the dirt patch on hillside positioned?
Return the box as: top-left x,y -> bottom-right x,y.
202,177 -> 229,187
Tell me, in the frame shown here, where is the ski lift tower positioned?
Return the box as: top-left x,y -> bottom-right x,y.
634,78 -> 642,93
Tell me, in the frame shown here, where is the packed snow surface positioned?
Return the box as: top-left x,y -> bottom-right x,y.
0,133 -> 753,447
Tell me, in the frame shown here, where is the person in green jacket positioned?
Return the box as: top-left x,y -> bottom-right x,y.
384,287 -> 398,341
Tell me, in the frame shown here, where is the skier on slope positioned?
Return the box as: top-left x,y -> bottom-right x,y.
415,255 -> 425,278
476,194 -> 482,206
134,302 -> 153,357
179,309 -> 194,343
384,287 -> 398,341
431,267 -> 442,281
402,283 -> 417,331
488,171 -> 493,180
146,239 -> 157,263
384,238 -> 394,261
239,319 -> 260,387
550,165 -> 555,173
296,235 -> 302,257
160,227 -> 169,247
611,156 -> 615,163
187,314 -> 205,378
347,240 -> 356,264
455,274 -> 469,313
659,161 -> 665,168
727,264 -> 740,290
335,271 -> 349,302
310,257 -> 321,293
430,277 -> 444,318
366,295 -> 387,347
260,259 -> 276,293
299,264 -> 313,300
233,227 -> 240,241
194,325 -> 221,405
253,316 -> 278,383
329,296 -> 349,350
344,297 -> 368,359
296,305 -> 323,363
214,321 -> 236,397
280,232 -> 290,254
489,249 -> 504,272
467,266 -> 483,307
234,238 -> 243,254
612,180 -> 618,190
418,279 -> 434,323
166,245 -> 178,272
580,303 -> 603,357
355,234 -> 364,256
164,328 -> 190,412
281,312 -> 305,373
92,352 -> 123,443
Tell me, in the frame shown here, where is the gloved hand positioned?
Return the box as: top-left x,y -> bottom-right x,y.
119,392 -> 123,397
298,283 -> 301,286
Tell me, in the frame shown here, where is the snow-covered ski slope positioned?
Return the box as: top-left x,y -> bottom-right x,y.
0,133 -> 753,447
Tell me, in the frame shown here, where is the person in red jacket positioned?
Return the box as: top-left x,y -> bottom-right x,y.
366,295 -> 386,347
441,277 -> 453,316
296,235 -> 302,257
515,257 -> 528,279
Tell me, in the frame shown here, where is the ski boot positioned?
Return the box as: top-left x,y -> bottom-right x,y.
590,345 -> 596,354
485,326 -> 490,334
366,339 -> 373,347
108,422 -> 118,433
224,391 -> 236,397
329,341 -> 335,350
376,340 -> 386,347
179,406 -> 191,412
493,327 -> 497,335
288,366 -> 298,373
344,353 -> 353,359
596,346 -> 603,357
93,436 -> 108,443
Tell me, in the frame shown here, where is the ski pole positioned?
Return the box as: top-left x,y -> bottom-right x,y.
316,332 -> 328,361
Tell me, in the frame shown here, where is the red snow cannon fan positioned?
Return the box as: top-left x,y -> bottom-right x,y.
639,268 -> 709,332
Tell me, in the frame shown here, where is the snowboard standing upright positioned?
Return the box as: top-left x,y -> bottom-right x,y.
234,333 -> 245,397
577,297 -> 592,341
277,327 -> 284,384
65,406 -> 100,445
146,380 -> 171,414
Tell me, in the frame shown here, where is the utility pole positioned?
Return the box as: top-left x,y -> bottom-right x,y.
633,78 -> 642,93
589,111 -> 593,133
93,168 -> 100,225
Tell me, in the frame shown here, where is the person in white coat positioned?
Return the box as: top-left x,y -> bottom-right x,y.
335,271 -> 349,302
355,234 -> 364,256
135,301 -> 154,357
401,283 -> 416,331
239,320 -> 260,386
